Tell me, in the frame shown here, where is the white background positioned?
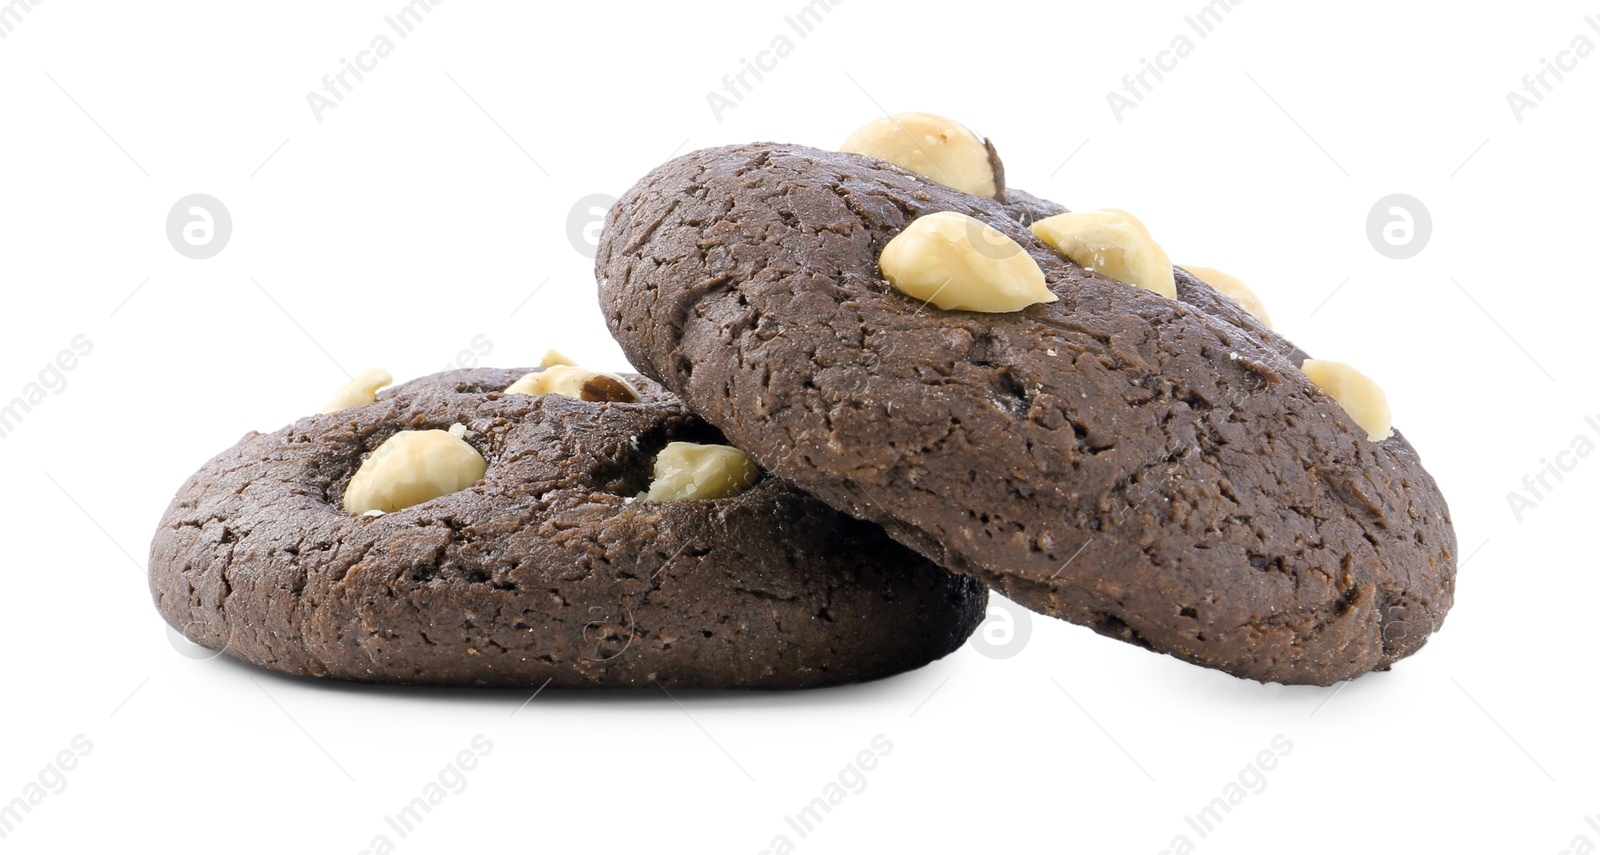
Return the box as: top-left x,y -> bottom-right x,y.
0,0 -> 1594,852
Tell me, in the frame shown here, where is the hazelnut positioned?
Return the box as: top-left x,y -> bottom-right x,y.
540,349 -> 576,367
1030,209 -> 1176,299
841,112 -> 1002,199
878,211 -> 1055,313
1184,266 -> 1273,328
506,365 -> 640,403
342,429 -> 488,515
320,369 -> 392,414
642,442 -> 760,502
1300,359 -> 1393,442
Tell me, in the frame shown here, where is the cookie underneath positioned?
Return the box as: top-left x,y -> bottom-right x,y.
149,368 -> 986,688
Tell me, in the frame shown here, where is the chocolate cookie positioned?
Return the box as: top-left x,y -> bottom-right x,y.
596,133 -> 1457,686
149,367 -> 986,688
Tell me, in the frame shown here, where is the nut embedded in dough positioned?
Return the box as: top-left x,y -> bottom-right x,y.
643,442 -> 761,502
1030,209 -> 1176,299
879,211 -> 1055,313
1301,359 -> 1393,442
1184,265 -> 1273,328
320,368 -> 393,414
841,112 -> 1002,199
343,429 -> 488,515
506,365 -> 640,403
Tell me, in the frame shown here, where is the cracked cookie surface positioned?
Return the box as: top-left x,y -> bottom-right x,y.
149,367 -> 985,688
597,142 -> 1457,686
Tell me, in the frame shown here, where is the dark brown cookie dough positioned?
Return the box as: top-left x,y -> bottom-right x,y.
596,142 -> 1457,686
149,368 -> 986,688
